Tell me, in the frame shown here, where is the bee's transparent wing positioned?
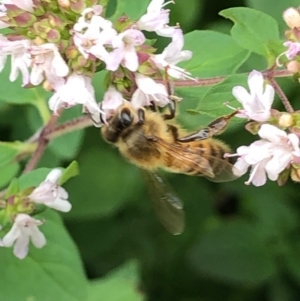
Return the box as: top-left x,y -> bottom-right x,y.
141,170 -> 185,235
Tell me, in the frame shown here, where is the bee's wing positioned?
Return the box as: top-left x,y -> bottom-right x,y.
203,158 -> 239,182
141,170 -> 185,235
154,137 -> 239,182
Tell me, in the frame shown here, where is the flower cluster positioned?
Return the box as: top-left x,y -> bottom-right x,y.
0,169 -> 71,259
229,70 -> 300,186
0,0 -> 193,124
277,7 -> 300,73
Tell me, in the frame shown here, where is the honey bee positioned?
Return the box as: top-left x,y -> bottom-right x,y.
100,99 -> 237,234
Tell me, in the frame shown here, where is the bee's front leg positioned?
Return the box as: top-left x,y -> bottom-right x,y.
163,98 -> 176,120
177,111 -> 238,142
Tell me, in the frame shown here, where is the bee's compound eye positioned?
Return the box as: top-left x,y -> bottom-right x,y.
120,108 -> 132,127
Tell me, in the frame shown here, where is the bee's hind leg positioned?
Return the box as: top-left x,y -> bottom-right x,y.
177,111 -> 238,142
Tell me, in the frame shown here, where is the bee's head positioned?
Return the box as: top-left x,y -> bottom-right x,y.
101,105 -> 136,143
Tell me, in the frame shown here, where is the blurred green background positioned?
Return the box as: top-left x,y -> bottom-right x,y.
2,0 -> 300,300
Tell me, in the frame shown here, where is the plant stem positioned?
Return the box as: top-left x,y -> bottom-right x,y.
23,110 -> 63,174
170,69 -> 293,88
269,77 -> 294,113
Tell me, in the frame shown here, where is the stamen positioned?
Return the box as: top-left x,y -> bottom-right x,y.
224,152 -> 238,158
276,51 -> 286,67
244,163 -> 259,185
162,1 -> 175,8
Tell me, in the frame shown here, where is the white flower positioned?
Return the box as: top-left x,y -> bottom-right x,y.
2,214 -> 46,259
0,36 -> 31,86
106,29 -> 145,71
232,70 -> 275,122
49,73 -> 100,115
151,28 -> 193,79
230,124 -> 300,186
29,168 -> 71,212
137,0 -> 175,36
98,86 -> 124,124
73,7 -> 117,63
131,73 -> 169,108
28,43 -> 69,86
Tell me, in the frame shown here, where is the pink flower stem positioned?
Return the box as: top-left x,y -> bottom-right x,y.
263,64 -> 294,112
268,77 -> 294,113
23,109 -> 63,174
169,69 -> 293,88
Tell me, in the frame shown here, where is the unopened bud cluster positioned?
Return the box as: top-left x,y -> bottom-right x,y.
277,7 -> 300,75
0,0 -> 193,124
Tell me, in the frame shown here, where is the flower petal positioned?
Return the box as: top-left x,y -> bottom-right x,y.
248,70 -> 264,97
13,234 -> 30,259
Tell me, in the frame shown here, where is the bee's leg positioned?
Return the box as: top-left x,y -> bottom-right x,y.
163,98 -> 176,120
149,101 -> 157,112
137,108 -> 145,125
206,110 -> 238,136
177,111 -> 238,142
99,103 -> 106,124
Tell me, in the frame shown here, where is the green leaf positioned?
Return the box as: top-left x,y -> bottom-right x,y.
246,0 -> 300,32
195,73 -> 248,117
220,7 -> 280,61
110,0 -> 150,21
88,261 -> 144,301
48,107 -> 85,160
5,178 -> 20,198
188,220 -> 276,285
0,61 -> 51,106
181,30 -> 250,77
18,168 -> 53,190
59,161 -> 80,185
27,106 -> 85,160
0,141 -> 36,166
0,210 -> 88,301
64,145 -> 143,220
245,191 -> 298,240
0,162 -> 20,189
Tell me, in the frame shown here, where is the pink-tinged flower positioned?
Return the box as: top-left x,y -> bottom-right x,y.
2,214 -> 46,259
151,28 -> 193,79
29,168 -> 71,212
2,0 -> 34,12
29,43 -> 69,86
229,124 -> 300,186
49,73 -> 101,115
283,7 -> 300,29
106,29 -> 145,72
0,36 -> 31,86
98,86 -> 124,124
131,73 -> 169,108
283,41 -> 300,60
232,70 -> 274,122
73,7 -> 117,62
137,0 -> 174,36
276,41 -> 300,67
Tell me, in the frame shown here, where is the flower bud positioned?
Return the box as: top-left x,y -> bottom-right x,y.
291,165 -> 300,182
279,113 -> 294,127
286,60 -> 300,73
283,7 -> 300,29
58,0 -> 70,8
